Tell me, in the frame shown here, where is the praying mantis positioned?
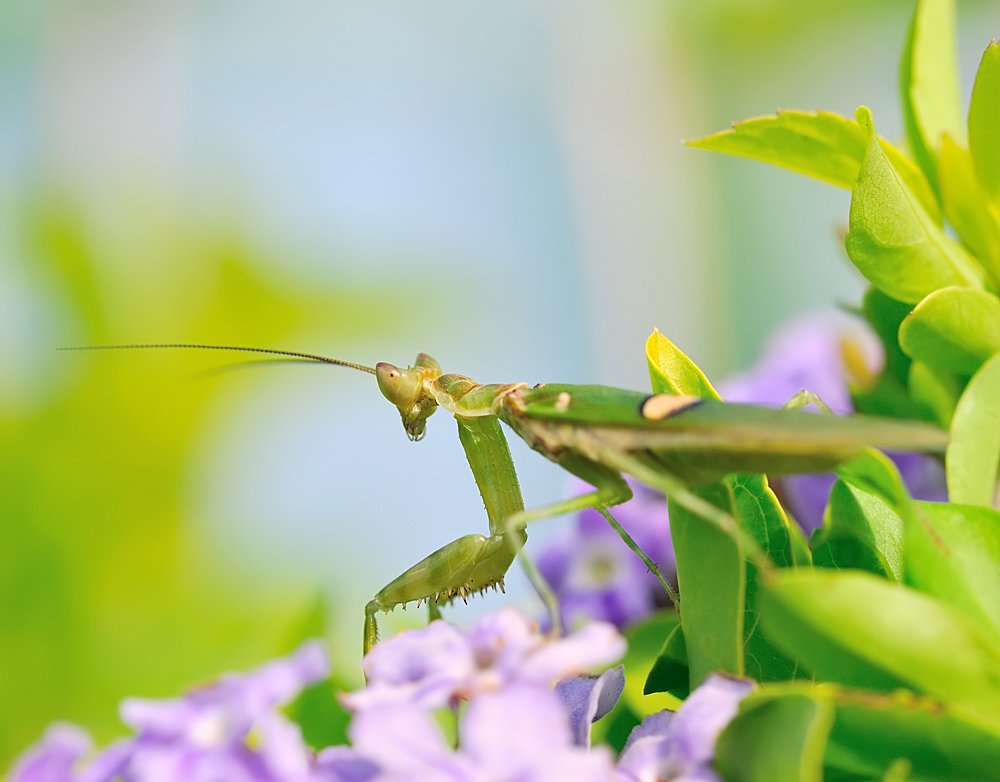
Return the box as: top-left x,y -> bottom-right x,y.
61,336 -> 947,654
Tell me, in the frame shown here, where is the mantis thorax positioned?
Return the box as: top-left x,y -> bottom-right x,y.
376,352 -> 443,441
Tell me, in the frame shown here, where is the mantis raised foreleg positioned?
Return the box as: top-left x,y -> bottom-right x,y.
363,415 -> 526,652
363,417 -> 675,652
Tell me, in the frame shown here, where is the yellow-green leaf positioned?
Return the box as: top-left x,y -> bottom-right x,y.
907,501 -> 1000,640
645,329 -> 721,400
899,287 -> 1000,377
938,135 -> 1000,287
899,0 -> 964,189
717,689 -> 833,782
760,569 -> 1000,727
845,107 -> 984,304
687,109 -> 939,220
947,351 -> 1000,506
669,483 -> 744,687
969,41 -> 1000,203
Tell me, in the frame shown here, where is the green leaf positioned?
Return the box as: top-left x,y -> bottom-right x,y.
787,519 -> 812,567
831,448 -> 998,641
646,329 -> 721,399
835,448 -> 912,513
863,288 -> 913,387
826,686 -> 1000,781
854,289 -> 937,423
668,482 -> 744,687
759,569 -> 1000,727
598,612 -> 685,752
907,359 -> 959,428
899,0 -> 964,190
729,473 -> 799,682
947,351 -> 1000,505
686,109 -> 939,219
620,613 -> 684,715
289,678 -> 351,750
845,107 -> 984,304
938,135 -> 1000,287
899,287 -> 1000,377
906,501 -> 1000,639
731,473 -> 796,568
687,109 -> 867,189
644,621 -> 690,700
718,681 -> 1000,781
811,479 -> 904,580
969,42 -> 1000,203
716,688 -> 834,782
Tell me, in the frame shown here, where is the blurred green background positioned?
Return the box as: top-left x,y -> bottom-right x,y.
2,0 -> 997,764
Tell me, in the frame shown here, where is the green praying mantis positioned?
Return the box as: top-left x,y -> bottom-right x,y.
61,334 -> 948,654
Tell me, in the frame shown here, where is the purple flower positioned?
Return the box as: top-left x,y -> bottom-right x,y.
344,686 -> 619,781
617,675 -> 753,782
554,665 -> 626,747
9,642 -> 333,782
720,314 -> 878,415
313,747 -> 380,782
538,477 -> 674,630
343,608 -> 626,712
345,620 -> 474,711
720,313 -> 946,531
9,724 -> 92,782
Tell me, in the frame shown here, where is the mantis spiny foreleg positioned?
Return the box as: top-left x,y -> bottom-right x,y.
362,415 -> 526,654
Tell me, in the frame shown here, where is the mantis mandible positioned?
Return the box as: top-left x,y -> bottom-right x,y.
61,338 -> 948,654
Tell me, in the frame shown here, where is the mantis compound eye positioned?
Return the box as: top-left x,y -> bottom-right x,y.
376,363 -> 418,407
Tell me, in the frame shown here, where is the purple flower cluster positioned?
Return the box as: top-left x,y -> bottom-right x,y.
333,608 -> 626,779
11,610 -> 753,782
329,609 -> 753,781
538,478 -> 675,631
10,641 -> 331,782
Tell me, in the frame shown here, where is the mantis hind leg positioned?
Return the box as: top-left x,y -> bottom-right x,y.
501,452 -> 675,636
601,450 -> 773,573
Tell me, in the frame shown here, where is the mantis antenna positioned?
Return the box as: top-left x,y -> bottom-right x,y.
57,343 -> 378,375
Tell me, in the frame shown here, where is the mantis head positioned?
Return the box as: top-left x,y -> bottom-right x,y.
376,353 -> 442,441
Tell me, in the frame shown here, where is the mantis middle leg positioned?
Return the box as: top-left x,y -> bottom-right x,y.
501,451 -> 678,637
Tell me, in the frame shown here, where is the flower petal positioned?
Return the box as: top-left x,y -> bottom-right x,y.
617,710 -> 674,781
346,621 -> 474,711
314,746 -> 381,782
555,666 -> 626,746
668,675 -> 754,772
9,723 -> 92,782
519,622 -> 626,684
462,686 -> 571,766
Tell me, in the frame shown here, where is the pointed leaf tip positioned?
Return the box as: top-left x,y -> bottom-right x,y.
855,105 -> 874,130
645,330 -> 720,400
